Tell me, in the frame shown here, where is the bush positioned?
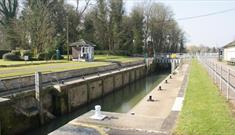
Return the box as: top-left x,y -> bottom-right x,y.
0,50 -> 10,59
36,52 -> 50,60
3,53 -> 21,61
11,50 -> 21,56
95,50 -> 130,56
21,50 -> 33,58
51,54 -> 64,60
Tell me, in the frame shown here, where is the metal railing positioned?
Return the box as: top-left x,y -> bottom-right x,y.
198,56 -> 235,100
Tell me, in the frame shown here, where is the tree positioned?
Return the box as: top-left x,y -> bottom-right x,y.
22,0 -> 55,56
0,0 -> 18,49
121,15 -> 133,53
109,0 -> 124,50
0,0 -> 18,26
64,4 -> 80,43
142,2 -> 185,56
130,6 -> 144,54
92,0 -> 109,50
81,9 -> 96,45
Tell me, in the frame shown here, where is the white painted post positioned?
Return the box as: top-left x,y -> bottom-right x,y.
227,68 -> 230,100
171,59 -> 175,74
210,62 -> 213,78
215,63 -> 217,84
220,65 -> 222,92
209,61 -> 211,76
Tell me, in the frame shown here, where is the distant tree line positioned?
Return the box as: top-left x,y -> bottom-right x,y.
0,0 -> 186,59
187,45 -> 218,54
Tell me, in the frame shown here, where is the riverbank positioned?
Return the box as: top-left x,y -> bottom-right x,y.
174,60 -> 235,135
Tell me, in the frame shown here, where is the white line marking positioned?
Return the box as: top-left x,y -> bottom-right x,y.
172,97 -> 184,111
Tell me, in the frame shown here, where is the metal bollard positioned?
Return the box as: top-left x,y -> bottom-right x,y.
159,86 -> 162,90
165,80 -> 168,84
147,95 -> 153,101
61,80 -> 64,84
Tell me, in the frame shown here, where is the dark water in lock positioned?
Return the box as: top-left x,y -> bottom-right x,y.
25,71 -> 169,135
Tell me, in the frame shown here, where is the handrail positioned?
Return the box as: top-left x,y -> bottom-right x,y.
198,57 -> 235,100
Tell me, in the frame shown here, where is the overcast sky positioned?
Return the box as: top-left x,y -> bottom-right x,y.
67,0 -> 235,47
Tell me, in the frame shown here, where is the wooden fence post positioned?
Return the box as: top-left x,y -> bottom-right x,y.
35,72 -> 44,124
227,68 -> 230,100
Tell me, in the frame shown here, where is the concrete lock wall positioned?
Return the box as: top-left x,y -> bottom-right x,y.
0,61 -> 144,91
63,66 -> 146,112
0,62 -> 147,135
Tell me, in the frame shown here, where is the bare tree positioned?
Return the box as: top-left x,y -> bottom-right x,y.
74,0 -> 92,31
0,0 -> 18,26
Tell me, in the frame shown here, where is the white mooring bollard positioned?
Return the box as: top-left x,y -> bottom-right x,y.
90,105 -> 106,120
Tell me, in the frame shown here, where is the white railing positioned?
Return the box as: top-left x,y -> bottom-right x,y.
198,56 -> 235,100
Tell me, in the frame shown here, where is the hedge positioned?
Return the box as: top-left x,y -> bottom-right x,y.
0,50 -> 10,59
11,50 -> 21,56
95,50 -> 130,56
3,53 -> 21,61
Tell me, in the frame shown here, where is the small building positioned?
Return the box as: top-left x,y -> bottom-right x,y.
223,41 -> 235,62
70,39 -> 95,62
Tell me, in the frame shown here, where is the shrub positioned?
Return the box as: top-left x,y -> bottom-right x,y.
51,54 -> 64,60
95,50 -> 130,56
3,53 -> 21,61
36,52 -> 50,60
0,50 -> 10,59
11,50 -> 21,56
21,50 -> 33,58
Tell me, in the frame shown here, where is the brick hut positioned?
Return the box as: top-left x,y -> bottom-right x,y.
70,39 -> 95,62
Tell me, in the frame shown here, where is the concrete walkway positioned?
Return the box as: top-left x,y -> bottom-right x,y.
49,64 -> 190,135
128,64 -> 188,118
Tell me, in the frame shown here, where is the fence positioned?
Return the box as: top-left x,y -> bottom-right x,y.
198,57 -> 235,100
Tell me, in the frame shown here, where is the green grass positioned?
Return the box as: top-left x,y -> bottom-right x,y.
0,55 -> 142,67
0,55 -> 143,78
0,59 -> 67,67
95,55 -> 143,63
0,61 -> 110,78
174,60 -> 235,135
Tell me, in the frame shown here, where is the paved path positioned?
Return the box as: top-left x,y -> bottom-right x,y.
128,64 -> 188,118
49,63 -> 190,135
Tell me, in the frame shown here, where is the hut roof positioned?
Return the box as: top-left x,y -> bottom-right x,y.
70,39 -> 96,47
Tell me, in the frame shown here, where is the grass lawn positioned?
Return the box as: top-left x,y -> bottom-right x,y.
174,60 -> 235,135
0,61 -> 111,78
0,55 -> 143,78
0,59 -> 67,67
95,55 -> 143,63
